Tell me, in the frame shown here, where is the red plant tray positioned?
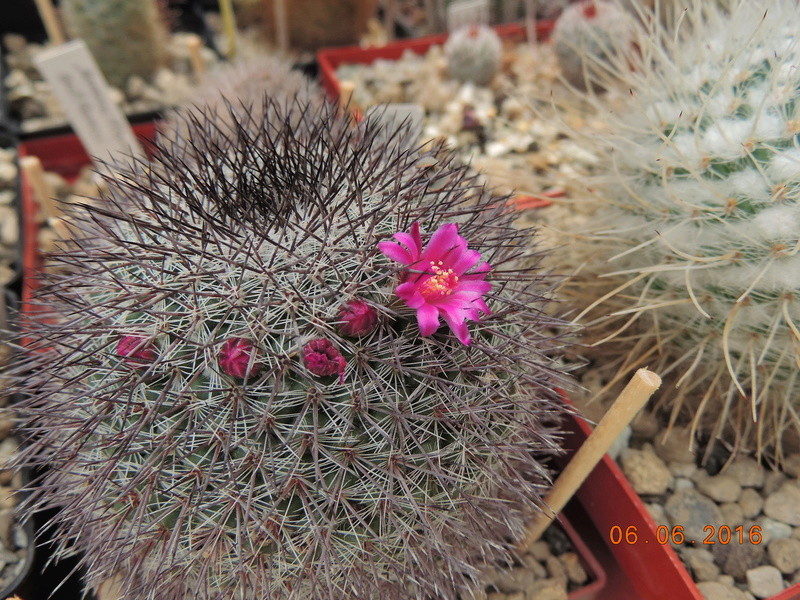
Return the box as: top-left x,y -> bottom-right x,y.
317,22 -> 557,211
19,122 -> 158,320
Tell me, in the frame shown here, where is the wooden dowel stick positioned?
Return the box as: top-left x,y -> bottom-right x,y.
517,368 -> 662,550
185,34 -> 206,79
274,0 -> 289,52
383,0 -> 396,41
33,0 -> 66,45
218,0 -> 238,59
20,156 -> 59,222
525,0 -> 537,48
338,80 -> 358,115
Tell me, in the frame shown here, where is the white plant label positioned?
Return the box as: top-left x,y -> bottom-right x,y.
365,104 -> 425,143
447,0 -> 490,31
34,40 -> 144,168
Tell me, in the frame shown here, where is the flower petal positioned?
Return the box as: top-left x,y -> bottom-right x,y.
416,304 -> 441,336
397,282 -> 427,308
441,309 -> 472,345
392,231 -> 422,259
462,261 -> 491,279
420,223 -> 460,264
450,248 -> 482,274
455,279 -> 493,294
378,241 -> 413,265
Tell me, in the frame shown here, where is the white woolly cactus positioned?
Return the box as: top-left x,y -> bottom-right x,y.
562,0 -> 800,457
551,0 -> 637,90
444,25 -> 503,86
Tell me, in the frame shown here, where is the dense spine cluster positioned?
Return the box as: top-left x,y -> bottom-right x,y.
12,95 -> 569,599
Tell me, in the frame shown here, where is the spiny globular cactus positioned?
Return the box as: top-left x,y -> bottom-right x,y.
60,0 -> 169,88
444,25 -> 503,86
12,95 -> 570,599
561,0 -> 800,458
550,0 -> 637,90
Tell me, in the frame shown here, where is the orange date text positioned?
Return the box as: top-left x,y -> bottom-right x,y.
609,525 -> 762,546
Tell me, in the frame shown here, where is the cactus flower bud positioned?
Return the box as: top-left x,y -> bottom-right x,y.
219,337 -> 261,378
337,298 -> 379,337
116,335 -> 157,364
303,339 -> 346,382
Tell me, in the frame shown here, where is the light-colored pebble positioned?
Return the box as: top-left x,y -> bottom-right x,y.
559,552 -> 587,585
698,474 -> 742,503
646,502 -> 668,525
745,565 -> 784,598
696,581 -> 750,600
762,472 -> 787,496
528,541 -> 550,561
726,458 -> 765,489
783,454 -> 800,478
755,516 -> 792,542
652,426 -> 697,464
720,503 -> 745,527
526,579 -> 567,600
684,548 -> 720,582
766,538 -> 800,574
545,556 -> 567,583
665,489 -> 724,543
669,461 -> 698,479
620,447 -> 673,495
738,488 -> 764,519
674,477 -> 695,491
763,483 -> 800,526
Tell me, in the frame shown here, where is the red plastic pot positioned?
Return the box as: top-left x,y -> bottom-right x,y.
19,122 -> 158,320
317,22 -> 556,211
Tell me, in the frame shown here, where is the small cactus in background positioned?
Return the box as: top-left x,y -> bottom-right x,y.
551,0 -> 637,90
60,0 -> 169,88
13,95 -> 570,599
559,0 -> 800,457
444,25 -> 503,86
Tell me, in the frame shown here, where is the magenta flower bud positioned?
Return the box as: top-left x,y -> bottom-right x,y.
219,337 -> 261,378
303,339 -> 346,382
116,335 -> 157,365
337,298 -> 378,337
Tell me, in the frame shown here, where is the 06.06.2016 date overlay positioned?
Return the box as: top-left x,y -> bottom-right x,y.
609,525 -> 763,546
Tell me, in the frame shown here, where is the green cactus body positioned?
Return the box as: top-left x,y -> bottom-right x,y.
61,0 -> 169,88
444,25 -> 503,87
13,97 -> 568,598
566,0 -> 800,455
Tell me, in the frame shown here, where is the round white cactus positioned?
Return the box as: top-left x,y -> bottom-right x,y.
444,25 -> 503,86
559,0 -> 800,457
551,0 -> 638,90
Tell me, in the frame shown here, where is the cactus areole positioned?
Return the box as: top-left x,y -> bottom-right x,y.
12,98 -> 568,599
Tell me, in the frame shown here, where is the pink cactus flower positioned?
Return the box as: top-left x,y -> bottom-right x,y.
378,222 -> 491,345
303,339 -> 347,382
337,298 -> 379,337
116,335 -> 157,365
219,337 -> 261,379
